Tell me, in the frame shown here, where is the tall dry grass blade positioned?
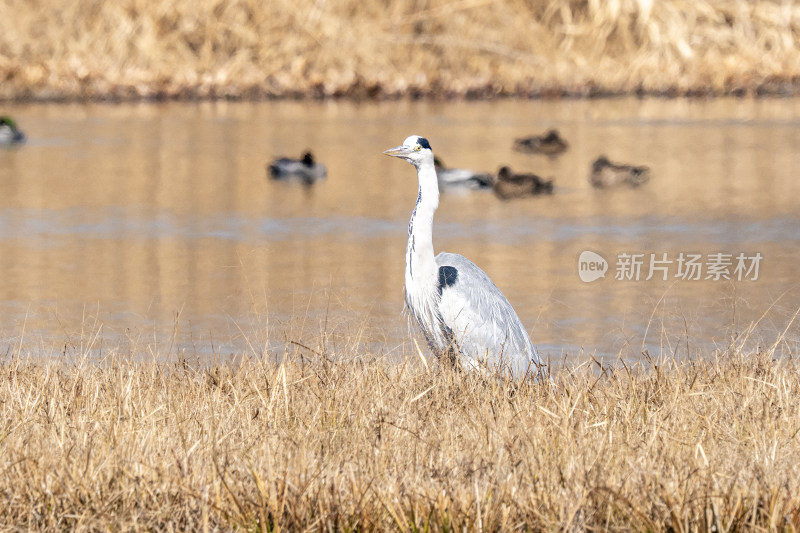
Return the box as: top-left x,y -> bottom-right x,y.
412,337 -> 429,371
408,384 -> 435,404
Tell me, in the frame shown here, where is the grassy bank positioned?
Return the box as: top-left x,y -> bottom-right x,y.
2,0 -> 800,100
1,346 -> 798,530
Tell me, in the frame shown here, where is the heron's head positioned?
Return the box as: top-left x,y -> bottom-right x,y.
383,135 -> 433,167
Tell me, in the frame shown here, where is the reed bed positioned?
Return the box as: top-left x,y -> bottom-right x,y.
1,341 -> 799,531
2,0 -> 800,100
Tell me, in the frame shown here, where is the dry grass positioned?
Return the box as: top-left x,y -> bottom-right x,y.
1,339 -> 799,531
2,0 -> 800,100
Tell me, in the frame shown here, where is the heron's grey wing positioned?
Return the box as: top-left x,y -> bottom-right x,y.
434,252 -> 541,377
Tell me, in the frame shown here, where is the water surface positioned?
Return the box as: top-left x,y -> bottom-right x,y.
1,99 -> 798,363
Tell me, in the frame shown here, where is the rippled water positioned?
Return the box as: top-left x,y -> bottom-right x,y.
0,98 -> 798,363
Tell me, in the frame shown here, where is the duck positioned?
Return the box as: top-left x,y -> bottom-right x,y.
588,156 -> 650,188
267,151 -> 327,184
0,116 -> 25,145
493,166 -> 554,200
513,129 -> 568,156
434,156 -> 492,190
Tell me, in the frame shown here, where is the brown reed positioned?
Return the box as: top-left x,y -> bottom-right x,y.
1,0 -> 800,100
0,339 -> 799,530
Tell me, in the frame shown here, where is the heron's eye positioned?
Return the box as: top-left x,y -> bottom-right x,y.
414,145 -> 421,151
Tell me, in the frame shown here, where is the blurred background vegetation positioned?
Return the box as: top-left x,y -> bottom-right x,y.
1,0 -> 800,100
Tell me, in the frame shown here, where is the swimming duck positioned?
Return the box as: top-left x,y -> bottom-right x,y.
0,117 -> 25,145
588,156 -> 650,188
434,156 -> 492,190
493,166 -> 554,200
513,129 -> 568,156
267,151 -> 327,184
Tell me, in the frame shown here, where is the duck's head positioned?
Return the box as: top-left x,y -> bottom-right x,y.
0,116 -> 24,143
497,166 -> 513,180
543,129 -> 560,142
592,156 -> 611,171
383,135 -> 433,168
301,152 -> 315,167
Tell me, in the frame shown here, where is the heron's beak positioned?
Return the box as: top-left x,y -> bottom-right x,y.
383,145 -> 413,160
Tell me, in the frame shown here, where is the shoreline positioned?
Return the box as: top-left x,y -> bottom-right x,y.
3,78 -> 800,104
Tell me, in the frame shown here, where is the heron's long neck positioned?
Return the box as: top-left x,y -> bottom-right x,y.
406,161 -> 440,287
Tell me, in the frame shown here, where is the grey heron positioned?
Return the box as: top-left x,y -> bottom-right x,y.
384,135 -> 545,379
493,166 -> 554,200
433,156 -> 492,190
513,129 -> 568,156
589,155 -> 650,188
268,151 -> 327,185
0,117 -> 25,145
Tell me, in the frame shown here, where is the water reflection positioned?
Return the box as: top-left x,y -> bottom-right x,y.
0,99 -> 798,363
